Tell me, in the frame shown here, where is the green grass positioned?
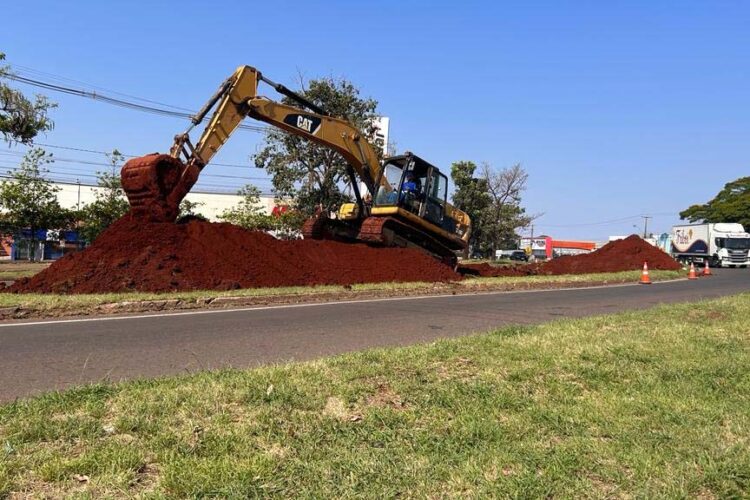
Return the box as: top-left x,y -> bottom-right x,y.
0,269 -> 683,313
2,293 -> 747,498
0,262 -> 49,281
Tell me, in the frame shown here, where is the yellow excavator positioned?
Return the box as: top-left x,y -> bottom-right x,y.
121,65 -> 471,265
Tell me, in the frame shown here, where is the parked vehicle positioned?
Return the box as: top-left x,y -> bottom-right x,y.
509,250 -> 529,262
671,223 -> 750,268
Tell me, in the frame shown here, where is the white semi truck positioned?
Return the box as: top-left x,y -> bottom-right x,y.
671,223 -> 750,268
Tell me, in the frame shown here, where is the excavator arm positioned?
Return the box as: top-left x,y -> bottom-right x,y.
122,66 -> 383,221
184,66 -> 381,190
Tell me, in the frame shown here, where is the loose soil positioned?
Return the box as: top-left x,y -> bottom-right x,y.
462,235 -> 681,277
10,214 -> 460,294
8,217 -> 680,295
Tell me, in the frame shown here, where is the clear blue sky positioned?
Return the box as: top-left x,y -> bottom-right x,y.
2,0 -> 748,240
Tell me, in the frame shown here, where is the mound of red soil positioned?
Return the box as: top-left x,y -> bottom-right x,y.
461,235 -> 681,277
10,214 -> 460,294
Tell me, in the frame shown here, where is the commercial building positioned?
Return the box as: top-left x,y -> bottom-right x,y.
519,235 -> 597,260
54,181 -> 276,221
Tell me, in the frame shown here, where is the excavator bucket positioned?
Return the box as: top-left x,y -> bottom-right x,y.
120,154 -> 201,222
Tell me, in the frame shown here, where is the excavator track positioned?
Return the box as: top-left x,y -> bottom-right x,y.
301,213 -> 361,242
301,214 -> 326,240
358,216 -> 458,267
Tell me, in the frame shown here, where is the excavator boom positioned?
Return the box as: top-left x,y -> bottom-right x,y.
123,66 -> 381,220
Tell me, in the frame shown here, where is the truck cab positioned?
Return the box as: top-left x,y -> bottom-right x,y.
712,224 -> 750,267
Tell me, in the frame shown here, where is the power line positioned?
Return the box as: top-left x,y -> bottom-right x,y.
0,150 -> 273,183
11,64 -> 195,112
29,142 -> 262,170
534,213 -> 677,228
0,170 -> 275,195
0,158 -> 268,187
4,72 -> 270,134
0,163 -> 264,193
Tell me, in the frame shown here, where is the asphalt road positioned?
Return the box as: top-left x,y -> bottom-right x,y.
1,269 -> 748,402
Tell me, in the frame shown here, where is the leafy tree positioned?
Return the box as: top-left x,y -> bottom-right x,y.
219,185 -> 267,227
178,198 -> 207,221
451,161 -> 534,256
451,161 -> 491,254
0,148 -> 70,260
680,176 -> 750,228
79,150 -> 129,243
254,76 -> 382,216
219,185 -> 304,239
480,162 -> 535,252
269,209 -> 307,240
0,52 -> 56,144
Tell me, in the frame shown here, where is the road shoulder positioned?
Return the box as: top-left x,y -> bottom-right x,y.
0,270 -> 684,321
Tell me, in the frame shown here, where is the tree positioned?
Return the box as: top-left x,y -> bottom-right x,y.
178,198 -> 206,221
0,148 -> 70,260
219,184 -> 305,238
450,160 -> 491,253
0,52 -> 56,144
79,150 -> 129,243
254,76 -> 382,216
451,160 -> 535,256
218,185 -> 267,228
680,176 -> 750,228
480,162 -> 535,251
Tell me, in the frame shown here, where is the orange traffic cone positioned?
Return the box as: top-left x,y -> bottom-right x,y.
702,259 -> 712,276
688,262 -> 698,280
640,262 -> 651,284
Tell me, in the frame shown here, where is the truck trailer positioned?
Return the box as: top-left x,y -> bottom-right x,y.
671,223 -> 750,268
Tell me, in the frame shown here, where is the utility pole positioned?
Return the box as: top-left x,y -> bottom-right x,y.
528,224 -> 534,256
641,215 -> 652,238
76,179 -> 81,210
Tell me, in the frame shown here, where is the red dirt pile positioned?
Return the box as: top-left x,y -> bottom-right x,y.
461,235 -> 681,277
10,214 -> 460,294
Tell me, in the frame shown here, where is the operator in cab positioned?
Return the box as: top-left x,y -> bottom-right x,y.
400,171 -> 422,212
402,171 -> 420,195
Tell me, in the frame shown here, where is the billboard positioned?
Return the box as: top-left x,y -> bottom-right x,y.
519,236 -> 552,259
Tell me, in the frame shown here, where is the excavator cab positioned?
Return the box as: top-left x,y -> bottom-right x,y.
374,153 -> 450,230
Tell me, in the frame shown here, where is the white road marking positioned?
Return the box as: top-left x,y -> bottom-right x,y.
0,278 -> 687,328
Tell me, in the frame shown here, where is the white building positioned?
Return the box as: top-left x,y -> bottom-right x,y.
54,181 -> 276,221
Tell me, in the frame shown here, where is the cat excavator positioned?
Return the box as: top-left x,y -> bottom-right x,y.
121,65 -> 471,265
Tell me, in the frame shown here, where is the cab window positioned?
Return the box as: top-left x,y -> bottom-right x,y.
429,171 -> 448,204
374,162 -> 404,206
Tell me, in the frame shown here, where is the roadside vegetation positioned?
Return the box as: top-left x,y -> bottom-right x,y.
2,293 -> 747,497
0,261 -> 49,280
0,270 -> 683,318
